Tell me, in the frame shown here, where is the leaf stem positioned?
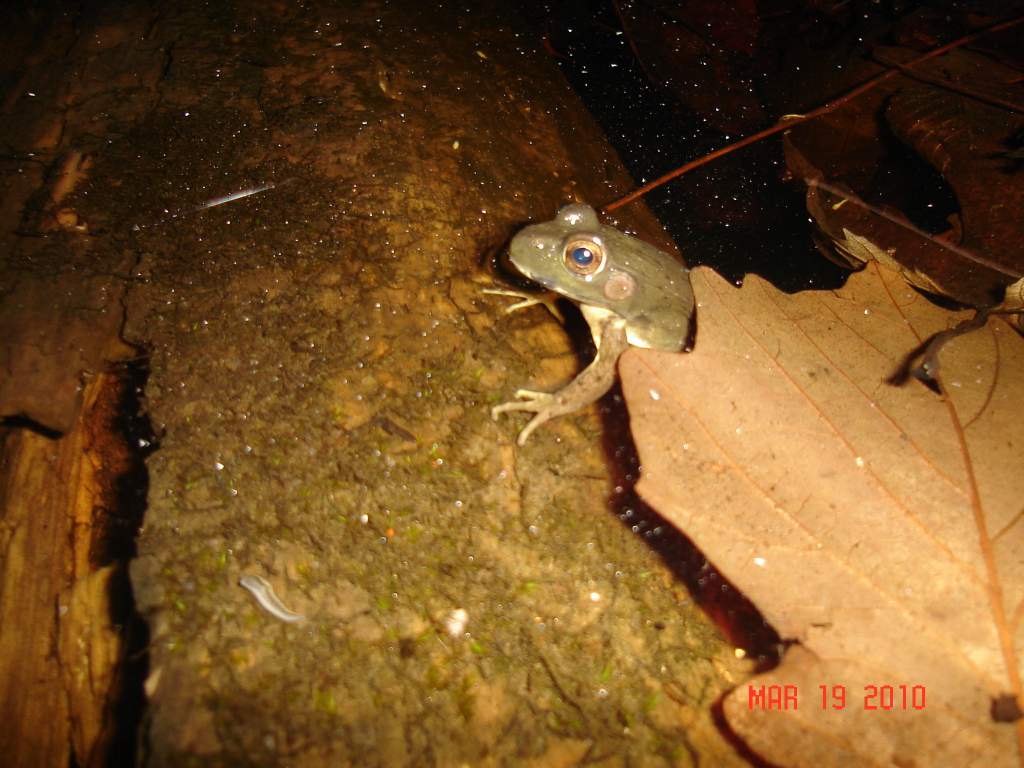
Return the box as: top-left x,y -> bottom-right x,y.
601,14 -> 1024,213
937,379 -> 1024,761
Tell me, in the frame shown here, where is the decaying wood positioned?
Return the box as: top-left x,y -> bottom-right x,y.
0,374 -> 128,768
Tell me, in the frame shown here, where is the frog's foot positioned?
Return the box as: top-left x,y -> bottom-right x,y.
490,389 -> 566,446
491,388 -> 555,416
482,287 -> 564,324
491,317 -> 629,446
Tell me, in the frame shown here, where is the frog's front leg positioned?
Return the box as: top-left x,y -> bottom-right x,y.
482,287 -> 564,324
492,315 -> 629,446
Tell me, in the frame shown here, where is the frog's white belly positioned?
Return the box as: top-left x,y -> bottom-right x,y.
580,304 -> 647,349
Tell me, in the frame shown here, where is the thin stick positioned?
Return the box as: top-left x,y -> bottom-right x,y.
873,50 -> 1024,114
602,14 -> 1024,213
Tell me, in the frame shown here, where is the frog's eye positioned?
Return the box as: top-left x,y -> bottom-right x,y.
563,238 -> 605,276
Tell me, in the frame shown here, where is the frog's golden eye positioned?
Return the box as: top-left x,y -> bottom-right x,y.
563,238 -> 605,276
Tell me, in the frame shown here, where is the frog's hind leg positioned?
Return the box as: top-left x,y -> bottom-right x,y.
491,317 -> 629,446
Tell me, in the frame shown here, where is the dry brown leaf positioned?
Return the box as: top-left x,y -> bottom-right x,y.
620,264 -> 1024,766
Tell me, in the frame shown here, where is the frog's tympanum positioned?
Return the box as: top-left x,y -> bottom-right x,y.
492,203 -> 695,445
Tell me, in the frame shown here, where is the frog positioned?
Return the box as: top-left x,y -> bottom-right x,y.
491,203 -> 695,445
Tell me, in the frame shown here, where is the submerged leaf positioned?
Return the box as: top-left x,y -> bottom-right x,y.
785,71 -> 1024,308
621,265 -> 1024,766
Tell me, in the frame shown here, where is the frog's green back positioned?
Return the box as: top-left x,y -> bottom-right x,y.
508,204 -> 694,351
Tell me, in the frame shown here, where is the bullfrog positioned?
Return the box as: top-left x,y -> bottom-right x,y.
491,203 -> 695,445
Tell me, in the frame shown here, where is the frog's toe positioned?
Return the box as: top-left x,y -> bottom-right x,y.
490,400 -> 516,420
491,390 -> 553,420
482,288 -> 541,315
512,388 -> 551,402
482,288 -> 564,323
516,412 -> 553,446
491,391 -> 562,444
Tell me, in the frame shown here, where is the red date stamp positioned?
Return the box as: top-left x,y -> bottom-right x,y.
747,684 -> 927,711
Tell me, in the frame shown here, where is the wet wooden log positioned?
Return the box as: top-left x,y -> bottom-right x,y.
0,374 -> 129,768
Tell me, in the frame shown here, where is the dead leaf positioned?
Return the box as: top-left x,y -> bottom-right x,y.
620,265 -> 1024,766
784,75 -> 1024,308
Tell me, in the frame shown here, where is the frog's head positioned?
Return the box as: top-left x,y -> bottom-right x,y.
507,204 -> 694,351
503,204 -> 614,294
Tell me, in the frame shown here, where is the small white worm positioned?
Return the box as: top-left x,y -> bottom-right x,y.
238,574 -> 307,623
132,180 -> 292,232
195,182 -> 276,211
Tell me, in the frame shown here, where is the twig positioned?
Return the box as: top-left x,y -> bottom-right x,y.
602,13 -> 1024,213
872,50 -> 1024,115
